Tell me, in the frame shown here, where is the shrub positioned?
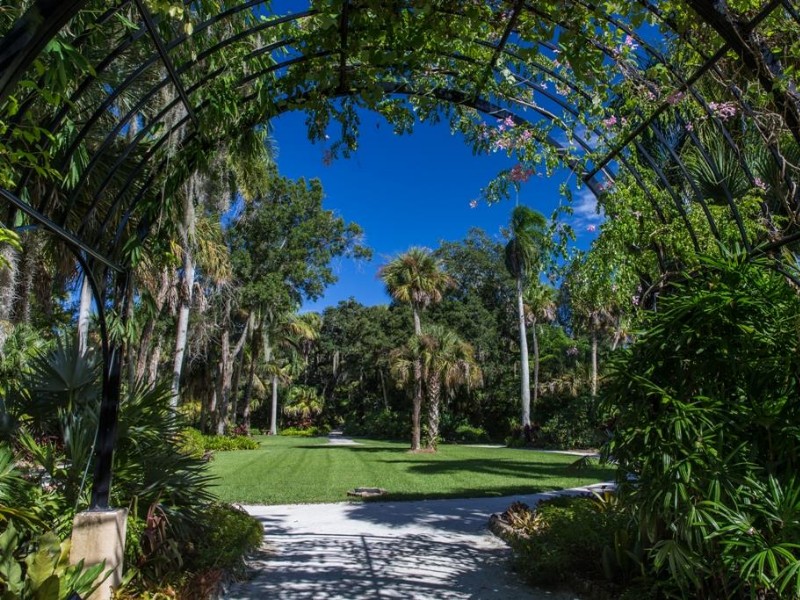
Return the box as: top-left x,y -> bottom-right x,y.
603,254 -> 800,597
179,427 -> 207,459
345,409 -> 407,440
450,424 -> 490,444
184,504 -> 263,575
280,426 -> 323,437
202,436 -> 259,451
508,495 -> 636,591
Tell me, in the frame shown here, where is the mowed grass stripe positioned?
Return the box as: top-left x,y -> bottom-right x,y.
209,436 -> 614,505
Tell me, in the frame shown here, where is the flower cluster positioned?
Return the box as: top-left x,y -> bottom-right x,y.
509,163 -> 534,183
707,101 -> 737,121
566,346 -> 579,357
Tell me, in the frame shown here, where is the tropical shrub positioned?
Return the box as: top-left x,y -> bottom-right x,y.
508,495 -> 634,590
201,436 -> 260,451
279,426 -> 328,437
184,504 -> 262,575
602,254 -> 800,597
449,424 -> 490,444
0,522 -> 107,600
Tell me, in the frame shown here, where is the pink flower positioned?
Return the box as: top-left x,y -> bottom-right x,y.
685,122 -> 694,132
586,224 -> 596,232
754,177 -> 767,191
566,346 -> 579,357
509,164 -> 534,183
708,101 -> 737,120
469,199 -> 479,208
493,138 -> 511,152
602,115 -> 618,128
519,129 -> 533,142
623,35 -> 638,50
503,115 -> 516,128
631,295 -> 640,306
667,91 -> 685,105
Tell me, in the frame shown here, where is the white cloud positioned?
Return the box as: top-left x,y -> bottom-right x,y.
571,186 -> 605,232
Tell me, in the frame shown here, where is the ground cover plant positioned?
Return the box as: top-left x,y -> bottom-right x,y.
209,435 -> 613,505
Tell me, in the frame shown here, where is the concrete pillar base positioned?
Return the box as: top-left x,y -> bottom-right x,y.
70,509 -> 128,600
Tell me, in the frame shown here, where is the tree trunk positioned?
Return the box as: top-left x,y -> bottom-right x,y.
532,318 -> 539,423
426,376 -> 441,451
269,374 -> 279,436
215,302 -> 232,436
77,272 -> 93,355
591,331 -> 598,398
517,277 -> 531,429
147,338 -> 162,386
411,306 -> 423,451
242,333 -> 260,432
136,269 -> 171,384
0,245 -> 19,323
12,234 -> 39,325
171,177 -> 197,407
230,340 -> 247,429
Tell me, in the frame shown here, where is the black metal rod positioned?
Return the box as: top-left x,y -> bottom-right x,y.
132,0 -> 198,126
90,268 -> 129,510
0,188 -> 122,272
0,0 -> 88,104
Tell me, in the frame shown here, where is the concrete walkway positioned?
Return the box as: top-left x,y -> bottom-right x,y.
224,483 -> 612,599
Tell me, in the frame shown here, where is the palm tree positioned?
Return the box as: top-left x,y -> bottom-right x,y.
416,325 -> 482,451
379,247 -> 453,451
523,283 -> 557,418
263,311 -> 320,436
504,206 -> 549,433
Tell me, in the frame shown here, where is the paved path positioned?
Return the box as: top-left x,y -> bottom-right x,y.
224,483 -> 611,599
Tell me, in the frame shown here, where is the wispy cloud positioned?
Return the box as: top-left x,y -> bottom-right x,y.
571,186 -> 604,232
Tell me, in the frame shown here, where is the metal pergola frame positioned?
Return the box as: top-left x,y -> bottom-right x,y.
0,0 -> 798,510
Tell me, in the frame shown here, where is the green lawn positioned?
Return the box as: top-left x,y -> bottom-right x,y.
209,436 -> 614,504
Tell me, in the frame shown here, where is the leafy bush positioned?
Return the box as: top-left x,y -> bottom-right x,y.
280,426 -> 324,437
508,495 -> 636,590
603,254 -> 800,597
202,436 -> 259,451
0,521 -> 107,600
179,428 -> 207,459
537,393 -> 605,449
184,504 -> 262,574
345,409 -> 407,440
449,424 -> 490,444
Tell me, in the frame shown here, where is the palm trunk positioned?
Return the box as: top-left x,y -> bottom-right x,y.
517,277 -> 531,429
0,245 -> 18,323
591,331 -> 598,398
242,331 -> 260,432
215,301 -> 232,436
269,374 -> 279,436
411,306 -> 423,451
12,234 -> 39,325
78,272 -> 93,355
136,269 -> 171,384
426,376 -> 441,451
171,177 -> 197,407
532,319 -> 539,423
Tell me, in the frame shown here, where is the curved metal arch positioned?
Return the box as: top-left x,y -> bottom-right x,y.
71,45 -> 604,237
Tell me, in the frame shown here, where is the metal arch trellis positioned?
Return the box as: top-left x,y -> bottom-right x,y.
1,0 -> 800,509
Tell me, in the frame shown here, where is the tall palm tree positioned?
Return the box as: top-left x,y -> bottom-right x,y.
417,325 -> 482,451
379,247 -> 453,451
524,283 -> 557,418
504,206 -> 549,433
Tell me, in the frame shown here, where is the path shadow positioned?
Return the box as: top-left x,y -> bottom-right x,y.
225,532 -> 532,600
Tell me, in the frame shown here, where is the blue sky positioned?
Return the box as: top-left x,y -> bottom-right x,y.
270,109 -> 601,312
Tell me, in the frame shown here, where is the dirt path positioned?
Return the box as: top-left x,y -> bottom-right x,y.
224,483 -> 610,599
